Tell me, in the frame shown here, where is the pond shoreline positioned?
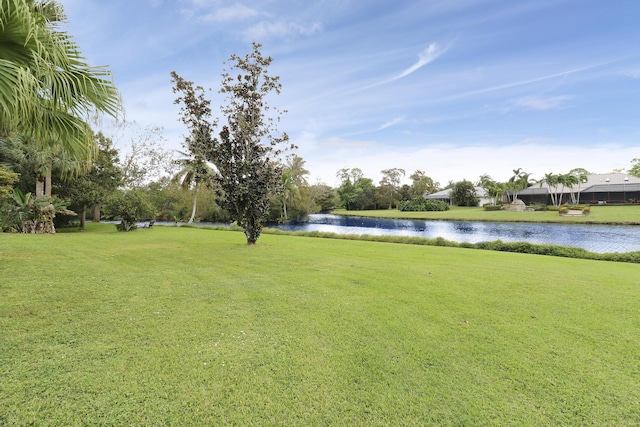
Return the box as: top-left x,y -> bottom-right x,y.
272,214 -> 640,254
329,207 -> 640,226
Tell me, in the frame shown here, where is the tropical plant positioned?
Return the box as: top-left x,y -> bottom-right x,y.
477,174 -> 505,205
568,168 -> 589,204
1,188 -> 74,233
0,166 -> 18,198
171,151 -> 214,224
0,0 -> 120,159
508,168 -> 533,202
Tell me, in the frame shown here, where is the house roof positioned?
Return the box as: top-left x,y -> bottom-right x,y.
521,173 -> 640,195
586,183 -> 640,193
425,186 -> 489,199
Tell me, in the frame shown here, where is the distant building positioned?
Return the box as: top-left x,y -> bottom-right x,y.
517,173 -> 640,205
425,186 -> 493,206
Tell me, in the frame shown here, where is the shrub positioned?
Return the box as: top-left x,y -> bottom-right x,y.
483,205 -> 502,211
104,190 -> 156,232
398,197 -> 449,212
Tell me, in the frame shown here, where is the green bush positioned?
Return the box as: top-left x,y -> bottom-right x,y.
483,205 -> 502,211
398,197 -> 449,212
104,190 -> 156,232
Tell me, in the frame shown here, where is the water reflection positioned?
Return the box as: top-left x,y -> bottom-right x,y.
273,214 -> 640,254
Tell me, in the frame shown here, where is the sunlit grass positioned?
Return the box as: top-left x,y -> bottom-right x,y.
1,224 -> 639,424
332,204 -> 640,224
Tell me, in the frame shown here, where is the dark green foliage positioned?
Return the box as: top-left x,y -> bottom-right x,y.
1,188 -> 74,233
483,205 -> 502,211
59,132 -> 123,229
336,168 -> 377,210
398,197 -> 449,212
172,43 -> 289,244
409,170 -> 440,198
103,190 -> 156,232
451,180 -> 479,206
0,166 -> 18,198
309,183 -> 337,212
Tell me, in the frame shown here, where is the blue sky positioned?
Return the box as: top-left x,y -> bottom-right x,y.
59,0 -> 640,186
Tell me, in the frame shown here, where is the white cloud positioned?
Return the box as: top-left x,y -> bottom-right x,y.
515,95 -> 572,111
298,136 -> 636,187
360,42 -> 448,91
394,42 -> 445,80
243,20 -> 322,41
202,4 -> 258,21
378,117 -> 404,130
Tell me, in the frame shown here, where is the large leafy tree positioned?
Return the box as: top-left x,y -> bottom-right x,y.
451,179 -> 479,207
172,43 -> 290,244
0,0 -> 120,158
336,167 -> 376,210
60,132 -> 123,230
410,170 -> 439,198
376,167 -> 405,209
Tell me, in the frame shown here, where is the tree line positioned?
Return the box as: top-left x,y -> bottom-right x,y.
3,1 -> 640,244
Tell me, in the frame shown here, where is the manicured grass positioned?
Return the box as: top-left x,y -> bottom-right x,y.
2,224 -> 640,425
333,205 -> 640,224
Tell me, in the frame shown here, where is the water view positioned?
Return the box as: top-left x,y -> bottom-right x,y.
272,214 -> 640,254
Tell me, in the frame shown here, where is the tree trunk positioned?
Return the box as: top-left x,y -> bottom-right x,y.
243,217 -> 261,244
45,170 -> 52,198
282,198 -> 287,221
80,208 -> 86,231
93,205 -> 101,222
188,183 -> 199,224
36,176 -> 45,198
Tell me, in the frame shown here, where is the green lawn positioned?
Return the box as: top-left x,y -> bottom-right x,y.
332,204 -> 640,224
1,224 -> 639,425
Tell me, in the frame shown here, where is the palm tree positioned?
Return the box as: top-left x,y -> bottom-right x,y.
508,168 -> 533,202
568,168 -> 589,204
172,152 -> 213,224
0,134 -> 88,198
539,172 -> 560,206
0,0 -> 121,159
280,169 -> 300,220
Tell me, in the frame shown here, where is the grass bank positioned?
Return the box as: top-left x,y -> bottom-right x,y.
332,205 -> 640,224
1,224 -> 639,425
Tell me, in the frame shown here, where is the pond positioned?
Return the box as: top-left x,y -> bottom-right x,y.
272,214 -> 640,254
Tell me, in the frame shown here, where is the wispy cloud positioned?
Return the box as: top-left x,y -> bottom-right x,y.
243,20 -> 322,41
515,95 -> 572,110
446,60 -> 614,101
393,43 -> 445,81
202,4 -> 258,21
359,42 -> 448,91
378,117 -> 404,130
